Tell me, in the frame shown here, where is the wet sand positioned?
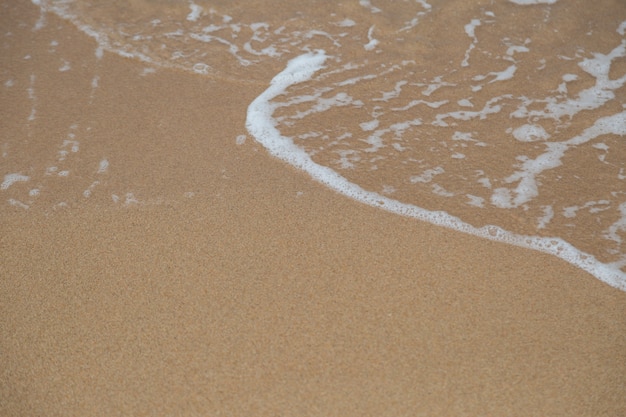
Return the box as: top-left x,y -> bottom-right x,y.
1,2 -> 626,416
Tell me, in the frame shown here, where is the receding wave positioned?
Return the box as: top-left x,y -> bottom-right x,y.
27,0 -> 626,290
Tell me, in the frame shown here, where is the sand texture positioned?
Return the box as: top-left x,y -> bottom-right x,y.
1,2 -> 626,416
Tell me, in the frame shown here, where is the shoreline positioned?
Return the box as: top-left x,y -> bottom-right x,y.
2,1 -> 626,416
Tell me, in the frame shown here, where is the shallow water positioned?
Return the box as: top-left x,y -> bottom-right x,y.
6,0 -> 626,290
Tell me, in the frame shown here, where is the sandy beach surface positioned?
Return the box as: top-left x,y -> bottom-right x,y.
2,2 -> 626,416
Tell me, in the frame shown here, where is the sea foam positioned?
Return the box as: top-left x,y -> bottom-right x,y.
247,51 -> 626,291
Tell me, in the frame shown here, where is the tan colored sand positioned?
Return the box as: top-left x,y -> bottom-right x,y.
1,2 -> 625,416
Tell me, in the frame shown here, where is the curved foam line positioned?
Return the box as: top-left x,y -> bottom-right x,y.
246,51 -> 626,292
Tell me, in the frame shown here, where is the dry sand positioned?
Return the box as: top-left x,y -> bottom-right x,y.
1,2 -> 625,416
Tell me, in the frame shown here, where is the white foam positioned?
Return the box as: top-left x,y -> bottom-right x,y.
433,97 -> 503,127
359,0 -> 381,14
364,26 -> 379,51
391,99 -> 446,111
187,3 -> 202,22
8,199 -> 29,210
33,4 -> 47,31
464,18 -> 481,38
512,42 -> 626,122
493,111 -> 626,210
461,19 -> 481,67
360,120 -> 379,131
1,173 -> 30,190
247,51 -> 626,292
97,159 -> 109,174
416,0 -> 432,10
83,180 -> 100,198
603,202 -> 626,248
508,0 -> 558,4
563,206 -> 578,218
31,1 -> 626,290
32,0 -> 164,67
537,205 -> 554,229
410,167 -> 444,184
511,124 -> 550,142
506,45 -> 529,56
466,194 -> 485,207
27,74 -> 36,121
337,19 -> 356,28
375,81 -> 408,102
562,73 -> 578,82
59,60 -> 71,72
432,184 -> 454,197
472,65 -> 517,83
490,65 -> 516,82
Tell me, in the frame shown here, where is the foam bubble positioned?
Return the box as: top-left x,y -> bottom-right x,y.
97,159 -> 109,174
187,3 -> 202,22
1,173 -> 30,190
511,124 -> 550,142
364,26 -> 379,51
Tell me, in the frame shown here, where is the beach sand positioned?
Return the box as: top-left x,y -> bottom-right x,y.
1,2 -> 626,416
